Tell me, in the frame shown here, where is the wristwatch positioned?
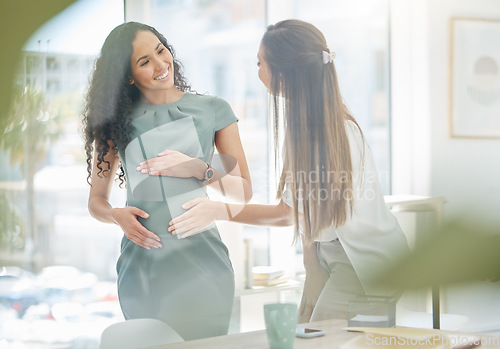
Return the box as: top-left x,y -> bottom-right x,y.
200,163 -> 214,184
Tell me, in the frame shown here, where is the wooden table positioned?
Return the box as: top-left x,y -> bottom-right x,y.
150,319 -> 356,348
150,318 -> 500,349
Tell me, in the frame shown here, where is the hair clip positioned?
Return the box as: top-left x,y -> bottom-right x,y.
322,50 -> 336,64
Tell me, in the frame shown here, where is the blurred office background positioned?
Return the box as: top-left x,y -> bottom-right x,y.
1,0 -> 499,347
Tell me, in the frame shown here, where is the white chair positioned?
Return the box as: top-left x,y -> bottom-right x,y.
99,318 -> 184,349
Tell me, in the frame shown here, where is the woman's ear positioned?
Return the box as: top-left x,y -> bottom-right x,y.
129,78 -> 134,85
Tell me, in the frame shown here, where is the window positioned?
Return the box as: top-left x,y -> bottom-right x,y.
0,0 -> 124,346
46,56 -> 61,72
26,56 -> 42,75
288,0 -> 392,193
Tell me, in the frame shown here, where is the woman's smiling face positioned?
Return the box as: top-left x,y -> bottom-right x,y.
129,30 -> 176,102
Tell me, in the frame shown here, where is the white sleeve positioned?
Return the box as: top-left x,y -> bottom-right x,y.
282,185 -> 338,241
282,186 -> 304,213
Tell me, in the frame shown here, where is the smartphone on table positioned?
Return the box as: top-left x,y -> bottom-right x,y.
295,327 -> 326,338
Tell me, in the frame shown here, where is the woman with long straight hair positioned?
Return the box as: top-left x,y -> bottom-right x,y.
168,19 -> 409,322
82,22 -> 252,339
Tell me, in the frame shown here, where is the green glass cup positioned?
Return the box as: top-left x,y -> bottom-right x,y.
263,303 -> 298,349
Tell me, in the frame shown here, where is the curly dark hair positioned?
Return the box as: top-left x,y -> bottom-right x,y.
82,22 -> 191,186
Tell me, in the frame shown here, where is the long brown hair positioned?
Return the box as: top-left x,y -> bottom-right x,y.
261,19 -> 364,244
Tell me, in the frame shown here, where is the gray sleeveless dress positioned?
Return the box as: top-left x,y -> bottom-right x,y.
116,93 -> 237,340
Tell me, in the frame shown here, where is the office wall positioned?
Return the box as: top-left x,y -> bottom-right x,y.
427,0 -> 500,225
392,0 -> 500,332
427,0 -> 500,333
392,0 -> 500,223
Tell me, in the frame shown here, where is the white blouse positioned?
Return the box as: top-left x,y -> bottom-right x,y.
282,120 -> 409,294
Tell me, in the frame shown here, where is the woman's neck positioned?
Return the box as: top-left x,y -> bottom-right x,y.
140,88 -> 185,105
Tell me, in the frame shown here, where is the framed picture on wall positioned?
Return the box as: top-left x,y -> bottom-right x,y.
449,17 -> 500,138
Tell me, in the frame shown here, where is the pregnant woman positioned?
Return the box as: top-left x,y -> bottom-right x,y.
82,22 -> 251,340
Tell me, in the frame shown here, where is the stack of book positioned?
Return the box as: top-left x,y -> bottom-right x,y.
252,266 -> 288,287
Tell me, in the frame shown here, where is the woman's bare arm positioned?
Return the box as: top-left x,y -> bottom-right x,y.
88,143 -> 162,249
299,237 -> 330,323
211,122 -> 252,203
168,198 -> 293,238
136,122 -> 252,204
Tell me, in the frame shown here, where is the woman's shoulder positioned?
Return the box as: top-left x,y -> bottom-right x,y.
344,119 -> 360,131
343,119 -> 370,166
186,92 -> 226,102
182,93 -> 231,109
344,120 -> 364,143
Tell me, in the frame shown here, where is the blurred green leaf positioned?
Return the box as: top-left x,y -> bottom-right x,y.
376,219 -> 500,289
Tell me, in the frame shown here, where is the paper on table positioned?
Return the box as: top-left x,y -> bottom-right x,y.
350,315 -> 390,323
